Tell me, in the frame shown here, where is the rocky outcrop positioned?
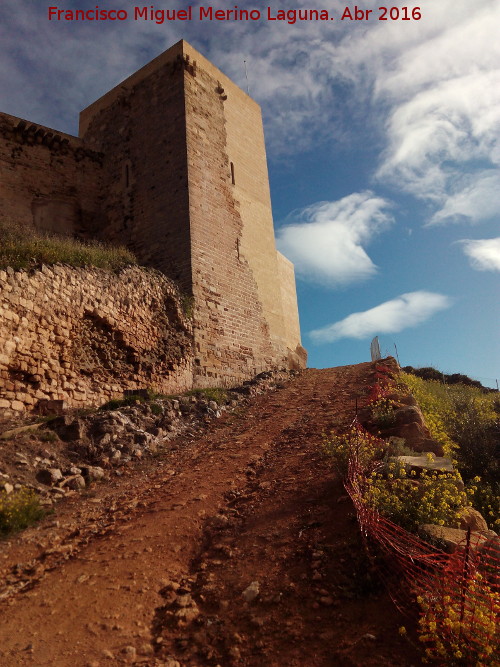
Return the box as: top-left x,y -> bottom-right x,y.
358,359 -> 444,456
418,524 -> 496,554
0,369 -> 299,508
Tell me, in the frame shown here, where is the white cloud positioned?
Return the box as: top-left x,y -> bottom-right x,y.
212,0 -> 500,221
2,0 -> 499,226
376,71 -> 500,218
430,172 -> 500,225
371,2 -> 500,224
310,291 -> 452,343
459,237 -> 500,271
276,192 -> 393,287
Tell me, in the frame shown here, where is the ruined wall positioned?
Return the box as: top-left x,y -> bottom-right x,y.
0,40 -> 305,409
0,112 -> 102,237
0,265 -> 193,416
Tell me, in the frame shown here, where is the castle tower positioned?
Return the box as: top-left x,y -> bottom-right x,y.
80,40 -> 306,385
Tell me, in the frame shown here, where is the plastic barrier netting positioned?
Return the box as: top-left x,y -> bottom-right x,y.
344,421 -> 499,664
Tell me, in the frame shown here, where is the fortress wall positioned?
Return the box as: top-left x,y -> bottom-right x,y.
79,43 -> 192,291
182,44 -> 303,361
276,252 -> 306,367
80,40 -> 303,385
0,112 -> 102,237
183,56 -> 281,385
0,40 -> 305,402
0,265 -> 193,416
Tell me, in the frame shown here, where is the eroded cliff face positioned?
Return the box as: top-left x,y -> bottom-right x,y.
0,265 -> 194,415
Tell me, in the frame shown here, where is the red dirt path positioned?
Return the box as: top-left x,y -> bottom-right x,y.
0,363 -> 423,666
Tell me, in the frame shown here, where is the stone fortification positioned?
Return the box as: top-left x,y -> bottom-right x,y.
79,40 -> 306,384
0,112 -> 102,237
0,40 -> 306,412
0,265 -> 193,416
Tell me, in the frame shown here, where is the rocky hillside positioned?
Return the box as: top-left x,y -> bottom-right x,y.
0,363 -> 423,666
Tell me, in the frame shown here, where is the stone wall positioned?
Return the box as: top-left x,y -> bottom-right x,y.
276,252 -> 306,368
0,40 -> 306,408
0,112 -> 102,237
0,265 -> 193,416
191,44 -> 300,363
183,49 -> 280,385
80,50 -> 192,291
79,41 -> 305,386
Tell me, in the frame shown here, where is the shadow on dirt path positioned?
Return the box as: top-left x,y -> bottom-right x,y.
0,364 -> 422,666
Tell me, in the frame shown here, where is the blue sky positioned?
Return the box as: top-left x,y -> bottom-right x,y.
1,0 -> 499,386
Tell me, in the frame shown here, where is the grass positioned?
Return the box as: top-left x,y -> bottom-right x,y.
180,294 -> 195,319
0,221 -> 136,271
400,371 -> 499,530
185,387 -> 230,404
99,386 -> 231,413
0,487 -> 45,536
99,393 -> 154,411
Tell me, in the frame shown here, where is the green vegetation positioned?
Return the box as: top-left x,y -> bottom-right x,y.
403,365 -> 494,393
325,427 -> 468,532
185,387 -> 230,404
417,575 -> 499,666
324,425 -> 385,478
400,372 -> 499,530
180,293 -> 195,319
326,367 -> 500,665
365,463 -> 468,532
370,397 -> 398,428
0,221 -> 136,271
398,373 -> 457,457
99,388 -> 164,412
99,386 -> 230,413
0,487 -> 45,536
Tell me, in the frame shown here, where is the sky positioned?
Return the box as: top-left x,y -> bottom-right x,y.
1,0 -> 499,387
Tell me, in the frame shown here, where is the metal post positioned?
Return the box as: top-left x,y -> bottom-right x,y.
243,60 -> 250,95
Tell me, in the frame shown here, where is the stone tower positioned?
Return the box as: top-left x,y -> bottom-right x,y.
80,40 -> 305,385
0,40 -> 306,392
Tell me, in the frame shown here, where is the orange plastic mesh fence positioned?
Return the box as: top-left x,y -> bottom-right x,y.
344,420 -> 499,663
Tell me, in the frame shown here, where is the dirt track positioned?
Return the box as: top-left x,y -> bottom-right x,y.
0,364 -> 422,666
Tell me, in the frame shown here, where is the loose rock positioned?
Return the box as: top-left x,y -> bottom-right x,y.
36,468 -> 63,486
242,581 -> 260,602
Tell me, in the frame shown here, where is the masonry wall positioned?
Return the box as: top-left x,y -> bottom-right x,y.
182,43 -> 305,370
80,43 -> 192,291
276,252 -> 305,368
182,53 -> 279,384
0,265 -> 193,416
0,112 -> 102,237
0,40 -> 306,409
79,40 -> 305,386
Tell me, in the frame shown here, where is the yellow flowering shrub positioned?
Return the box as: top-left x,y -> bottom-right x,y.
323,425 -> 385,477
370,397 -> 398,428
334,369 -> 500,666
399,373 -> 457,457
0,487 -> 44,536
399,372 -> 499,530
364,464 -> 468,532
417,573 -> 499,666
